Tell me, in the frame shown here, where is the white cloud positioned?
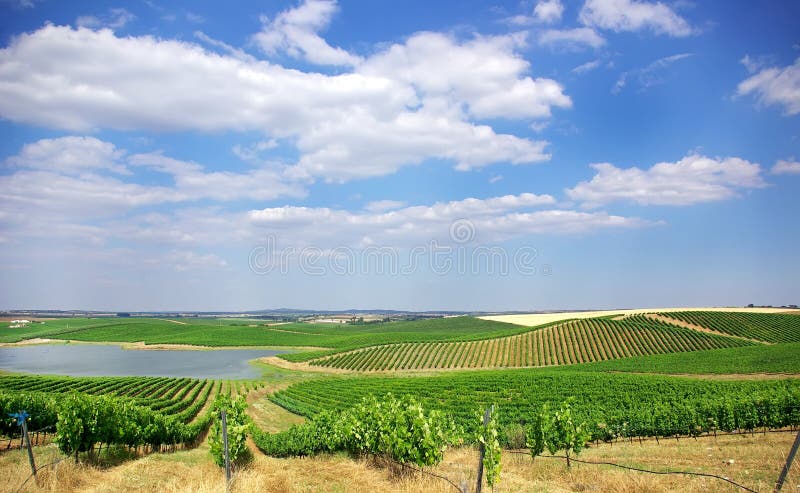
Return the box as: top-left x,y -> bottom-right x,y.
358,31 -> 572,120
194,31 -> 255,62
0,25 -> 567,182
128,152 -> 306,202
740,54 -> 774,74
167,250 -> 227,272
252,0 -> 361,66
737,58 -> 800,116
566,154 -> 767,208
489,175 -> 503,184
612,53 -> 692,94
533,0 -> 564,24
247,193 -> 652,247
364,200 -> 406,213
538,28 -> 605,50
76,8 -> 135,29
772,159 -> 800,175
6,136 -> 128,174
232,139 -> 279,163
579,0 -> 693,37
0,137 -> 305,224
286,105 -> 553,181
572,59 -> 602,74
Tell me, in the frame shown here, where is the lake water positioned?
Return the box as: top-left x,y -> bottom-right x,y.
0,344 -> 284,379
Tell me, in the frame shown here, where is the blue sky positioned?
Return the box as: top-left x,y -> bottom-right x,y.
0,0 -> 798,311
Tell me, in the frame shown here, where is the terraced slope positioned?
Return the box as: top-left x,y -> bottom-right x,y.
658,311 -> 800,343
310,317 -> 754,371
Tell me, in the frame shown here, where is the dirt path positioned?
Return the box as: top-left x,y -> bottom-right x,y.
643,313 -> 768,344
265,327 -> 323,335
155,318 -> 187,325
256,356 -> 356,375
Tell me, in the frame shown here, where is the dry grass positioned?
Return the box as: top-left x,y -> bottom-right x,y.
3,431 -> 798,492
481,307 -> 799,327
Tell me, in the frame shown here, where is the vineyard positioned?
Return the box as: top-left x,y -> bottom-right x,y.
654,311 -> 800,343
2,316 -> 531,355
2,310 -> 800,492
270,369 -> 800,443
309,317 -> 754,371
0,374 -> 222,436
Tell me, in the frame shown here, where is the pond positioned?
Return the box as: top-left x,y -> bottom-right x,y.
0,344 -> 284,379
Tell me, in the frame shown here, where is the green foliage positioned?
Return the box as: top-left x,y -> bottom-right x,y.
478,407 -> 501,488
29,316 -> 527,357
569,342 -> 800,374
527,400 -> 590,467
661,311 -> 800,343
253,393 -> 459,467
0,375 -> 221,459
309,317 -> 753,371
209,394 -> 250,467
547,400 -> 590,466
52,393 -> 190,456
271,369 -> 800,443
525,404 -> 550,458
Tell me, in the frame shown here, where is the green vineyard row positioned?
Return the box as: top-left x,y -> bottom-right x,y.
658,311 -> 800,343
271,370 -> 800,443
0,375 -> 221,426
310,317 -> 754,371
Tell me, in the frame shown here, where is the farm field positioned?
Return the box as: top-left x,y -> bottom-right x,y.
309,316 -> 755,371
2,309 -> 800,492
270,368 -> 800,440
480,306 -> 798,327
1,316 -> 531,352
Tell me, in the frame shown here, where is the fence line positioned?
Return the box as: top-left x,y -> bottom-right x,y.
508,450 -> 760,493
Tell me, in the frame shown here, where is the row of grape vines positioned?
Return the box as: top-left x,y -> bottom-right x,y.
0,375 -> 227,425
657,311 -> 800,343
270,370 -> 800,443
310,318 -> 753,371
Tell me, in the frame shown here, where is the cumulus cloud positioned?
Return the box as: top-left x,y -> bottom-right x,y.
6,136 -> 128,174
579,0 -> 693,37
252,0 -> 361,66
247,193 -> 652,247
566,154 -> 767,207
737,57 -> 800,116
0,25 -> 567,182
538,28 -> 605,50
0,136 -> 305,222
357,31 -> 572,120
533,0 -> 564,24
772,159 -> 800,175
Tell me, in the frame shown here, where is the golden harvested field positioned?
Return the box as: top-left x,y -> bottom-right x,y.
480,307 -> 798,327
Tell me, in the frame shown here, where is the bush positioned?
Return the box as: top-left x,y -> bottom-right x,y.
253,393 -> 460,467
209,394 -> 250,467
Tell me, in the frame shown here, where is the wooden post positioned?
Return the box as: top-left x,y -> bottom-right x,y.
775,430 -> 800,492
21,417 -> 36,479
475,406 -> 492,493
221,409 -> 231,490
